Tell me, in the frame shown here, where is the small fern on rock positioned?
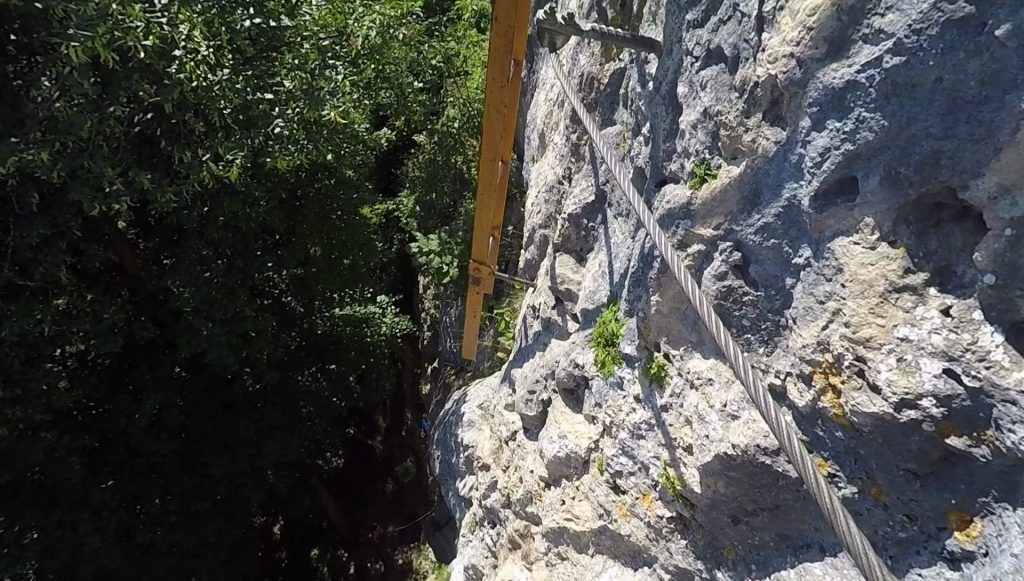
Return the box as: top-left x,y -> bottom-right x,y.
659,460 -> 686,503
688,158 -> 719,190
644,354 -> 670,388
591,301 -> 626,379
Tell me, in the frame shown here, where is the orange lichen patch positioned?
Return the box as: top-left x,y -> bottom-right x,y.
810,353 -> 842,389
722,546 -> 737,568
814,456 -> 833,476
616,503 -> 631,521
855,478 -> 888,501
811,353 -> 851,425
946,511 -> 983,543
639,490 -> 656,513
936,420 -> 960,439
821,386 -> 850,424
866,481 -> 887,501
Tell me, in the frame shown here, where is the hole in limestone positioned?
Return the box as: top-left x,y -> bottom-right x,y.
941,367 -> 969,390
865,380 -> 882,396
727,52 -> 740,76
559,385 -> 585,414
698,45 -> 730,72
653,176 -> 680,191
729,251 -> 761,292
891,187 -> 987,297
761,83 -> 787,130
811,175 -> 860,212
851,356 -> 880,395
568,310 -> 581,325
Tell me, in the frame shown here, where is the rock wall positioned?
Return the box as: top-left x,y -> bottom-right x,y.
433,0 -> 1024,578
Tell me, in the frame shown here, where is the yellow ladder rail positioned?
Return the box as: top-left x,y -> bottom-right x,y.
461,0 -> 531,361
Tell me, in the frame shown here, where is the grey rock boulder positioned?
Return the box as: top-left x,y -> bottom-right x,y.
432,0 -> 1024,579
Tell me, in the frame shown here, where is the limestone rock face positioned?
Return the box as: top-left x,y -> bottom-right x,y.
432,0 -> 1024,578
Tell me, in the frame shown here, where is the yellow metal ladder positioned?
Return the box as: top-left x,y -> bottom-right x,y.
460,0 -> 531,361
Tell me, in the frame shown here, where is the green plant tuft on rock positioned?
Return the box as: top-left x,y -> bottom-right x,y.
595,454 -> 606,475
406,543 -> 451,581
591,301 -> 626,378
659,460 -> 686,503
688,158 -> 720,190
644,354 -> 670,387
433,563 -> 452,581
488,303 -> 517,357
481,285 -> 525,370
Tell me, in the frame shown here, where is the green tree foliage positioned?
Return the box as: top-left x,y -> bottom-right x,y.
0,0 -> 487,578
366,0 -> 488,286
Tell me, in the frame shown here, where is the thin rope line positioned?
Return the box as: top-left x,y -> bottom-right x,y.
545,50 -> 894,581
389,500 -> 438,533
